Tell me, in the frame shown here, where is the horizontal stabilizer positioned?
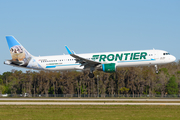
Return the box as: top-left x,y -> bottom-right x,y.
4,60 -> 24,65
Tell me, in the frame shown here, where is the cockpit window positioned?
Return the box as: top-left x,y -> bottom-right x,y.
163,53 -> 170,55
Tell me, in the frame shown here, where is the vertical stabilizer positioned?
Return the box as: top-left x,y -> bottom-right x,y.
6,36 -> 32,66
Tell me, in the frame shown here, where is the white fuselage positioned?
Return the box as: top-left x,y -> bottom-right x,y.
5,36 -> 176,74
29,49 -> 176,71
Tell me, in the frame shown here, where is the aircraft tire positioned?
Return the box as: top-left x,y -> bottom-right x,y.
88,73 -> 94,78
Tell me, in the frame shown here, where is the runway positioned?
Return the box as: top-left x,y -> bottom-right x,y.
0,98 -> 180,101
0,98 -> 180,105
0,102 -> 180,105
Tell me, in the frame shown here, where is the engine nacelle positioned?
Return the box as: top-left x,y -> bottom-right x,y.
102,63 -> 116,73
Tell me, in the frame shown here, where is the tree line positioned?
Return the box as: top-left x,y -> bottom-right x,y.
0,61 -> 180,97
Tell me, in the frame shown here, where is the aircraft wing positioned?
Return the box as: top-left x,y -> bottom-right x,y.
65,46 -> 101,69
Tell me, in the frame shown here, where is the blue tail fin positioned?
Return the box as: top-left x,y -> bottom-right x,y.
6,36 -> 32,66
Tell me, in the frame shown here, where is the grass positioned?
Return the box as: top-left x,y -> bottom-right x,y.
0,100 -> 180,103
0,105 -> 180,120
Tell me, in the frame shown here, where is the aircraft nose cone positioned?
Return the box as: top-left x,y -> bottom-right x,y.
172,55 -> 176,62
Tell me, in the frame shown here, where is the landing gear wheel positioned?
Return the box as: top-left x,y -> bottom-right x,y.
155,65 -> 159,74
88,73 -> 94,78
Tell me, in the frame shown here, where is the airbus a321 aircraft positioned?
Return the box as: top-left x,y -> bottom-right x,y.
4,36 -> 176,78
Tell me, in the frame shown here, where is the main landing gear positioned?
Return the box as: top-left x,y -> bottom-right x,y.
88,72 -> 94,78
88,67 -> 95,78
155,65 -> 159,74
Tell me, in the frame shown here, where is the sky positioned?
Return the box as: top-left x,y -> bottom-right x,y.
0,0 -> 180,74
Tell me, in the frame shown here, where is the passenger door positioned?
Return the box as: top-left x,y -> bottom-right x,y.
154,50 -> 159,60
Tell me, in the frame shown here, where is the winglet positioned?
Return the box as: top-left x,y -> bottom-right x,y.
72,50 -> 76,54
65,46 -> 72,54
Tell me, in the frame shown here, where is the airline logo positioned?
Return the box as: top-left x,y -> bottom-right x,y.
92,52 -> 147,62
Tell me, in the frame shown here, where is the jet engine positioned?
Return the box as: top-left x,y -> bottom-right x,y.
101,63 -> 116,73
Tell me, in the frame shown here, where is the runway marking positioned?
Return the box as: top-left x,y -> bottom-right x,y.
0,102 -> 180,105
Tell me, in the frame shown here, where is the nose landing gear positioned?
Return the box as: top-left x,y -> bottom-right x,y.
88,67 -> 95,78
155,65 -> 158,74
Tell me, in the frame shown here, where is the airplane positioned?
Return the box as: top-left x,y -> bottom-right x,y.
4,36 -> 176,78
